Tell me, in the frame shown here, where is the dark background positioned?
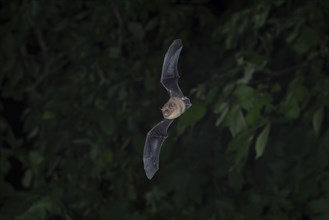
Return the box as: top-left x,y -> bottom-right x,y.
0,0 -> 328,219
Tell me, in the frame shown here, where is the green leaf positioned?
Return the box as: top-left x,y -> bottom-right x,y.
253,7 -> 269,28
225,106 -> 247,136
1,33 -> 16,73
128,22 -> 145,40
15,196 -> 61,220
223,83 -> 235,96
234,85 -> 256,110
255,123 -> 271,159
228,171 -> 244,190
109,47 -> 121,59
145,18 -> 158,31
215,103 -> 229,126
99,113 -> 114,135
29,151 -> 44,167
101,149 -> 113,163
227,129 -> 254,152
42,111 -> 55,120
22,170 -> 33,188
179,101 -> 206,128
284,102 -> 300,119
0,157 -> 11,175
237,63 -> 255,84
280,78 -> 309,119
192,84 -> 206,99
206,87 -> 220,104
27,127 -> 39,140
271,83 -> 281,93
227,129 -> 254,171
272,0 -> 286,6
291,26 -> 319,55
308,198 -> 329,214
313,108 -> 324,136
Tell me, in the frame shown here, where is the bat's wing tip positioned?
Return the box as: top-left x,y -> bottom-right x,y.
143,157 -> 159,180
171,39 -> 183,50
173,39 -> 182,45
145,166 -> 158,180
145,171 -> 156,180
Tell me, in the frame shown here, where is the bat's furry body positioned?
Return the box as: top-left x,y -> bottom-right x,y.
161,97 -> 186,119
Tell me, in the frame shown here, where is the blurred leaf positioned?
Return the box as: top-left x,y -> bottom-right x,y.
228,171 -> 244,190
109,47 -> 121,59
271,83 -> 281,93
27,127 -> 39,140
234,85 -> 256,110
215,102 -> 229,126
255,123 -> 271,159
128,22 -> 145,40
253,6 -> 269,28
0,156 -> 11,176
22,170 -> 33,188
192,84 -> 206,99
227,129 -> 254,153
272,0 -> 286,6
237,63 -> 255,84
15,196 -> 61,220
206,87 -> 220,104
101,148 -> 113,163
228,129 -> 254,171
225,105 -> 247,136
313,108 -> 324,136
308,198 -> 329,214
284,103 -> 300,119
291,26 -> 319,55
42,111 -> 55,120
281,78 -> 309,119
99,113 -> 114,135
145,18 -> 158,31
230,137 -> 252,172
1,33 -> 16,73
29,151 -> 43,167
179,101 -> 206,128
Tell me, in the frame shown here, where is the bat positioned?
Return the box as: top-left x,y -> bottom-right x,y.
143,39 -> 192,180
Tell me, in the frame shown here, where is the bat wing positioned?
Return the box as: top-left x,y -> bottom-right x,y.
143,119 -> 174,179
161,39 -> 184,98
182,96 -> 192,110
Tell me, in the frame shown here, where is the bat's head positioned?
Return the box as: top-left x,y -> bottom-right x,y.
161,102 -> 176,118
161,97 -> 185,119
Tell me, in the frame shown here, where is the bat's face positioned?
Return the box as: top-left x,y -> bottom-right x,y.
161,97 -> 186,119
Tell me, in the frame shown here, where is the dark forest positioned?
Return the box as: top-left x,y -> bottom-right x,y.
0,0 -> 328,219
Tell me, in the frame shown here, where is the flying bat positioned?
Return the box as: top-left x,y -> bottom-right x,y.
143,39 -> 192,180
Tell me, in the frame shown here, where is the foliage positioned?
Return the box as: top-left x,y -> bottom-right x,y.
0,0 -> 328,219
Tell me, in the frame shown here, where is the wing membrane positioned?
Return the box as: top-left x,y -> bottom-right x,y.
143,119 -> 174,179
